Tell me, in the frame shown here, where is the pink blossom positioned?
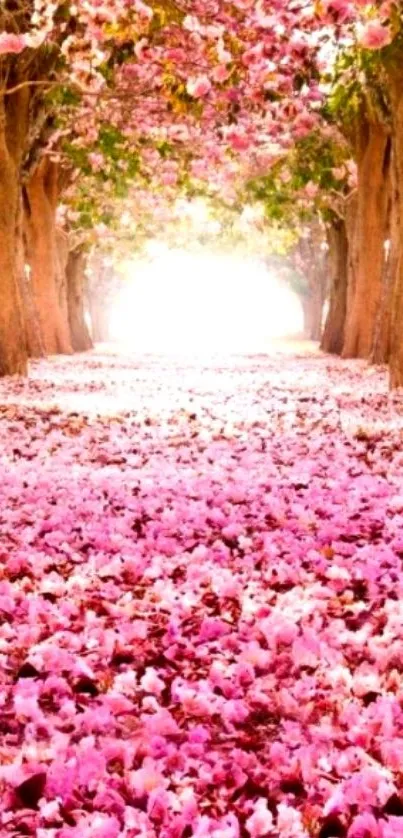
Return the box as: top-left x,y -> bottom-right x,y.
213,65 -> 232,83
73,814 -> 121,838
347,813 -> 383,837
186,75 -> 212,98
140,667 -> 165,695
305,181 -> 319,199
88,152 -> 105,172
0,349 -> 402,834
130,762 -> 165,795
382,819 -> 403,838
276,803 -> 307,836
40,799 -> 61,822
246,799 -> 274,836
323,0 -> 354,23
161,171 -> 178,186
0,32 -> 27,55
359,20 -> 393,49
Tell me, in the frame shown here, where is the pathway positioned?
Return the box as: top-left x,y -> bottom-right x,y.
0,347 -> 402,836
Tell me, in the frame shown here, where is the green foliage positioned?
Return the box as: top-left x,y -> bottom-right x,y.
156,140 -> 175,159
74,194 -> 98,230
290,132 -> 348,191
325,44 -> 390,134
382,30 -> 403,73
54,2 -> 72,23
46,85 -> 82,108
147,0 -> 185,29
245,129 -> 349,231
97,125 -> 125,161
62,120 -> 140,204
63,142 -> 92,175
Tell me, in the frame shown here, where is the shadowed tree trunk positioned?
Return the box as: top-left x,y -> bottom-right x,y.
0,93 -> 30,376
67,248 -> 93,351
88,294 -> 110,343
25,158 -> 73,356
56,227 -> 71,341
386,69 -> 403,387
343,194 -> 359,343
294,220 -> 328,342
302,297 -> 314,339
370,158 -> 397,365
15,188 -> 44,358
342,120 -> 391,359
302,286 -> 324,341
321,217 -> 348,355
87,254 -> 114,343
370,251 -> 392,365
17,268 -> 45,359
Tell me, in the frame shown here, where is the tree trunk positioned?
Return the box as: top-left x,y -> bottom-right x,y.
343,194 -> 359,339
321,217 -> 348,355
342,121 -> 391,359
386,70 -> 403,387
0,96 -> 29,376
302,290 -> 323,341
17,267 -> 45,359
14,189 -> 44,359
67,248 -> 93,352
371,254 -> 392,365
302,296 -> 313,339
86,254 -> 114,343
370,159 -> 397,365
293,220 -> 327,342
25,159 -> 73,356
55,227 -> 71,341
88,294 -> 110,343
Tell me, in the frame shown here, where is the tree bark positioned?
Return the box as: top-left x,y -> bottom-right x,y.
293,220 -> 327,342
386,70 -> 403,387
14,188 -> 44,359
321,217 -> 348,355
302,288 -> 324,341
17,269 -> 45,359
342,121 -> 391,359
24,158 -> 73,356
67,248 -> 93,352
370,255 -> 392,365
55,227 -> 71,342
88,293 -> 110,343
343,194 -> 359,343
370,159 -> 397,365
87,254 -> 113,343
0,95 -> 29,376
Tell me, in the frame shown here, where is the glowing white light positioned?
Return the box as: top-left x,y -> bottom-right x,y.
240,204 -> 265,227
121,211 -> 132,227
108,250 -> 304,353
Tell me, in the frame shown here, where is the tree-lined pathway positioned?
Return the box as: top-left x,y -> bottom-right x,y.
1,347 -> 403,836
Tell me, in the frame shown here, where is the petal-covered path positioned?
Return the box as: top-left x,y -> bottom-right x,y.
1,348 -> 403,838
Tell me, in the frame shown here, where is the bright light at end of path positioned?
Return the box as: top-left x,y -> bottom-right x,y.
109,250 -> 303,353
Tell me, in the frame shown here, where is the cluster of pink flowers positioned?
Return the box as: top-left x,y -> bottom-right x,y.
0,32 -> 27,54
0,349 -> 402,836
